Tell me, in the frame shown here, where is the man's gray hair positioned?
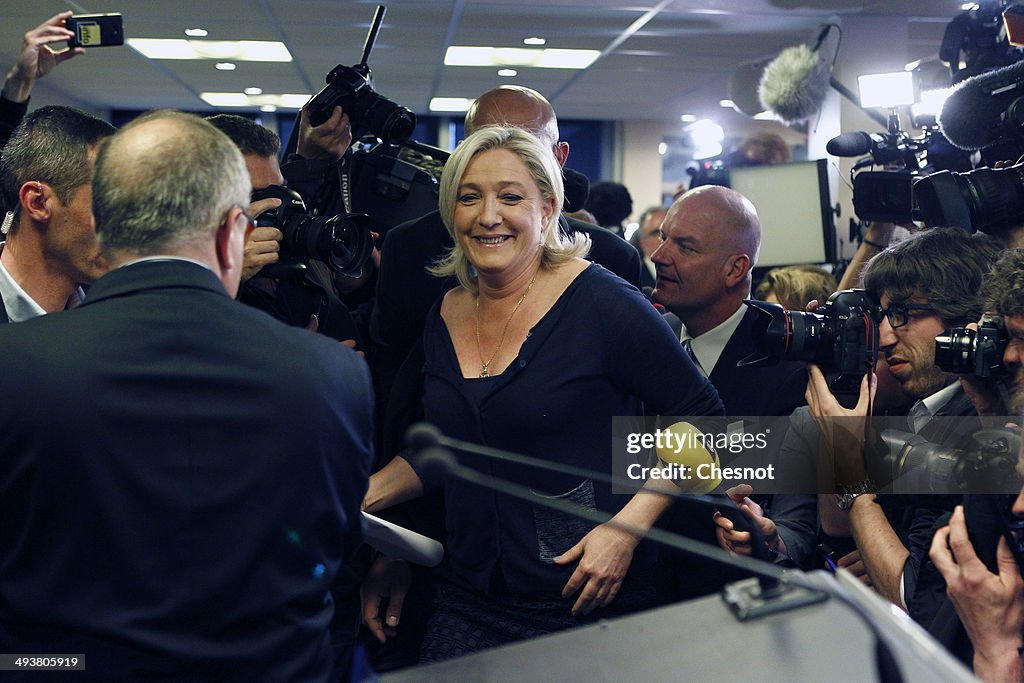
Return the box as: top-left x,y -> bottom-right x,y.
94,110 -> 250,255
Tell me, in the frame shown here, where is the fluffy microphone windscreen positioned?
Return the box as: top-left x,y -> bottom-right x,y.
939,60 -> 1024,151
758,44 -> 830,125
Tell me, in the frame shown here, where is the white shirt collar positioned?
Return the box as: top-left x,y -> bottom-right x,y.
0,241 -> 84,322
116,255 -> 216,273
680,304 -> 747,376
910,381 -> 961,433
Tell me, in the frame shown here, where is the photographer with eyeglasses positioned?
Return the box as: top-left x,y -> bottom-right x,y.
805,229 -> 1002,662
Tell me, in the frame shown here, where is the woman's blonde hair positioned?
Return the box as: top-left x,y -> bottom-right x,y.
431,126 -> 589,294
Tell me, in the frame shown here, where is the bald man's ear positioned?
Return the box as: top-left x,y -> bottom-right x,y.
215,206 -> 249,296
723,253 -> 752,288
553,141 -> 569,167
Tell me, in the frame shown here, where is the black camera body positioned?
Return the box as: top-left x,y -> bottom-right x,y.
741,289 -> 881,393
306,64 -> 415,145
935,313 -> 1009,378
250,185 -> 374,278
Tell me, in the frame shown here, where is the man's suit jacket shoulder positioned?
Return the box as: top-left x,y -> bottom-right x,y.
709,306 -> 808,416
564,216 -> 642,289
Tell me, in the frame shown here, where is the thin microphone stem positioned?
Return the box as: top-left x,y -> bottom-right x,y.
422,426 -> 775,562
428,449 -> 906,682
430,449 -> 788,584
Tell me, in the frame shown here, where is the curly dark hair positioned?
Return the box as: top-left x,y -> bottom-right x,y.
982,247 -> 1024,318
863,228 -> 1003,326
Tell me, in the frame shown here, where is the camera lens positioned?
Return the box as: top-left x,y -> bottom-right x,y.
742,300 -> 829,364
281,213 -> 374,277
916,164 -> 1024,232
934,327 -> 977,374
361,94 -> 416,144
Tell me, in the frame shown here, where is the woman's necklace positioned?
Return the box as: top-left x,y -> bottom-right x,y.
475,272 -> 539,378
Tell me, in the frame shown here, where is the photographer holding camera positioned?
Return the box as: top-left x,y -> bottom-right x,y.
808,228 -> 1001,613
206,111 -> 371,344
952,247 -> 1024,417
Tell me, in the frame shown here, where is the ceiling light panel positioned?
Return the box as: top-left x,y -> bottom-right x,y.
444,46 -> 599,69
128,39 -> 292,62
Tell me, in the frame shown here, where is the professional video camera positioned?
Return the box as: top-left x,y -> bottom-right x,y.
832,2 -> 1024,230
876,425 -> 1021,494
250,185 -> 374,279
935,313 -> 1009,378
740,289 -> 881,393
941,0 -> 1023,82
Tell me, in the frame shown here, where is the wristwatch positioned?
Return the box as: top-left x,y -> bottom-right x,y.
836,479 -> 875,510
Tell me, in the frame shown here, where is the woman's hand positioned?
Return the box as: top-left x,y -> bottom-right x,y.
555,523 -> 639,616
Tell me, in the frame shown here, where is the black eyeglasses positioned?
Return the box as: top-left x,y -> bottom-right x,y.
880,302 -> 935,328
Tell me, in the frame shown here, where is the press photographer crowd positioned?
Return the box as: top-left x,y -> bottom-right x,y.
9,3 -> 1024,681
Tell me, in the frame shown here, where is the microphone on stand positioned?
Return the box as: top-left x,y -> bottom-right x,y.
407,423 -> 797,612
409,423 -> 908,682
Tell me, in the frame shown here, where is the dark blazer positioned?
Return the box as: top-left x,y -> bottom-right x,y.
0,260 -> 373,681
708,305 -> 808,417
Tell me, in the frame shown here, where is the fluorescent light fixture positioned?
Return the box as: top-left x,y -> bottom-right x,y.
719,99 -> 735,108
858,71 -> 915,108
244,87 -> 263,95
430,97 -> 472,112
260,104 -> 277,113
200,92 -> 310,109
184,28 -> 208,37
753,111 -> 776,121
127,38 -> 292,62
215,63 -> 236,71
904,58 -> 922,71
497,68 -> 518,77
680,114 -> 698,123
444,46 -> 599,69
523,37 -> 546,46
960,2 -> 978,10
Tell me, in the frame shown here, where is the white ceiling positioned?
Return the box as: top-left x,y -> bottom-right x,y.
0,0 -> 965,125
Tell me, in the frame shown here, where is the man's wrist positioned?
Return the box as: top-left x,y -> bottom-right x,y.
2,74 -> 33,104
972,642 -> 1024,683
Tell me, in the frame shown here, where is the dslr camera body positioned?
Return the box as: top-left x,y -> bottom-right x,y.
306,64 -> 415,145
935,313 -> 1009,378
741,289 -> 882,393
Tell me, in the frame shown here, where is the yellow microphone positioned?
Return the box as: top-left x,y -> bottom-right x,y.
656,421 -> 721,494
